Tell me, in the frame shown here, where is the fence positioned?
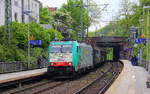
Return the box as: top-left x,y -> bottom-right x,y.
0,60 -> 48,74
141,60 -> 150,72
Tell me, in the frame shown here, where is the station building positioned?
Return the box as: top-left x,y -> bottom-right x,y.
0,0 -> 42,25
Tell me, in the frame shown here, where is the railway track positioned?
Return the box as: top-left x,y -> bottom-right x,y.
38,61 -> 122,94
75,61 -> 123,94
3,80 -> 69,94
1,61 -> 123,94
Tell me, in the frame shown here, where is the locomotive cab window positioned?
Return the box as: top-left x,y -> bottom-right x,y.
50,45 -> 72,53
62,45 -> 72,53
50,45 -> 61,53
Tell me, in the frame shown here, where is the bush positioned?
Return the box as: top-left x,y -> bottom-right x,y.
0,22 -> 63,63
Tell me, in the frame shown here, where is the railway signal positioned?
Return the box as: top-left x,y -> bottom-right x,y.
141,34 -> 146,38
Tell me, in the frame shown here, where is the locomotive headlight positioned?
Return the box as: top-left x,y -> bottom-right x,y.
68,62 -> 72,66
51,62 -> 54,66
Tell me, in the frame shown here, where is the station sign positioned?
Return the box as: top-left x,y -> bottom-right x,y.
126,48 -> 132,52
29,40 -> 42,45
135,38 -> 147,44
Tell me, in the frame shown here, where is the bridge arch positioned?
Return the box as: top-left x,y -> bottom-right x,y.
85,36 -> 129,61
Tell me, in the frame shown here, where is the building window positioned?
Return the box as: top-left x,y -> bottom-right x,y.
22,14 -> 25,23
35,4 -> 37,8
15,13 -> 18,22
28,0 -> 30,10
14,0 -> 18,7
32,2 -> 34,8
35,4 -> 37,19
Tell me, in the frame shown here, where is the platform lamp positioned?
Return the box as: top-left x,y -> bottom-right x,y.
129,26 -> 138,59
139,18 -> 144,37
138,18 -> 144,65
143,6 -> 150,70
143,6 -> 150,84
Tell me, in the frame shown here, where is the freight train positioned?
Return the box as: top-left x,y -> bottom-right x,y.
47,41 -> 106,77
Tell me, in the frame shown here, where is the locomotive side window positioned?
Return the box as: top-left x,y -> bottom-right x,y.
77,46 -> 78,52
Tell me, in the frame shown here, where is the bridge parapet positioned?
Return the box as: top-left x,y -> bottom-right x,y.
85,36 -> 130,60
85,36 -> 129,47
86,36 -> 128,43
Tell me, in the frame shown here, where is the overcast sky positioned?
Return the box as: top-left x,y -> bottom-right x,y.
39,0 -> 139,32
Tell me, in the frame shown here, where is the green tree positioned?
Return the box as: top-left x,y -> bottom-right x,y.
96,1 -> 142,37
88,32 -> 96,37
118,0 -> 135,34
52,11 -> 73,33
40,8 -> 53,24
86,0 -> 101,24
140,0 -> 150,6
0,22 -> 63,63
61,0 -> 91,36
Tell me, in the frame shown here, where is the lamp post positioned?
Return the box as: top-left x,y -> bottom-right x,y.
27,23 -> 30,69
86,0 -> 89,38
143,6 -> 150,68
143,6 -> 150,86
23,10 -> 32,69
129,26 -> 138,59
80,0 -> 84,41
138,18 -> 144,65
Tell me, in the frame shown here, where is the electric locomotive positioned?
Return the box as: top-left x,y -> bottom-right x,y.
47,41 -> 105,77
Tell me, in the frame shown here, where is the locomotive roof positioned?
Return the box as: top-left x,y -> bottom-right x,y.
79,43 -> 92,48
50,41 -> 92,47
50,41 -> 77,45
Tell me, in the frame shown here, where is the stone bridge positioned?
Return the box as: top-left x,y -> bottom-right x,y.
85,36 -> 130,61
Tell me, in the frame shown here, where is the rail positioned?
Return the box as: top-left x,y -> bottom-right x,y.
98,61 -> 123,94
75,61 -> 123,94
6,80 -> 69,94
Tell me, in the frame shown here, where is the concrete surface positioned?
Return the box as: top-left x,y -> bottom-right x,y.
0,68 -> 47,84
105,60 -> 150,94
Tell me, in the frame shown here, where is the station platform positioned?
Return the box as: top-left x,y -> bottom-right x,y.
105,60 -> 150,94
0,68 -> 47,84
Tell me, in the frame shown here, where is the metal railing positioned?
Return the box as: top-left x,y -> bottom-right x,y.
140,59 -> 150,70
0,60 -> 48,74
